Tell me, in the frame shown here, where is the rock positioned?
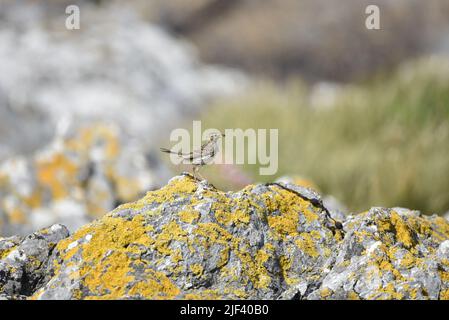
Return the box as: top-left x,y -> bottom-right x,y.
0,122 -> 169,236
29,175 -> 449,300
309,207 -> 449,299
275,175 -> 347,221
322,196 -> 347,223
0,224 -> 69,299
275,175 -> 320,192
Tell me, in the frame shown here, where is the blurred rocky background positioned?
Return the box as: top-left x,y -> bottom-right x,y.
1,0 -> 449,236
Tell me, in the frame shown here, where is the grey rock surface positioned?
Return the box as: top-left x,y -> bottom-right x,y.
0,224 -> 69,299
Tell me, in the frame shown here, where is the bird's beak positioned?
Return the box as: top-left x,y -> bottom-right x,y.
221,133 -> 225,137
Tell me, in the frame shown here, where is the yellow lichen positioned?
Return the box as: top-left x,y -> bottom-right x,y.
214,208 -> 250,226
37,153 -> 78,199
440,271 -> 449,283
179,210 -> 200,224
397,250 -> 416,269
265,185 -> 320,239
279,255 -> 296,285
440,289 -> 449,300
47,215 -> 183,299
0,247 -> 15,260
267,210 -> 299,237
154,221 -> 188,256
390,211 -> 415,249
183,289 -> 222,300
6,207 -> 27,224
23,190 -> 42,209
190,264 -> 204,277
142,176 -> 197,205
295,232 -> 319,258
320,287 -> 332,299
347,291 -> 360,300
377,283 -> 404,300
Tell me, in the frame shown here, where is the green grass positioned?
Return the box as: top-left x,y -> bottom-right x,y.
200,57 -> 449,215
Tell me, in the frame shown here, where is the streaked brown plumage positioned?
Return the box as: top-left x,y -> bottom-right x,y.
160,132 -> 225,180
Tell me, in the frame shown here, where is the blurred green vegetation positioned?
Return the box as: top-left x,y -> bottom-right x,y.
201,57 -> 449,215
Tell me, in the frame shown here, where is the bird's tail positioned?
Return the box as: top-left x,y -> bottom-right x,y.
160,148 -> 185,156
160,147 -> 172,154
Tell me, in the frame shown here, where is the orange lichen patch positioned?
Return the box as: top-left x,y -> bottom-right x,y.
441,259 -> 449,268
125,269 -> 180,299
153,221 -> 188,256
398,251 -> 416,269
376,211 -> 416,249
37,153 -> 78,199
141,176 -> 198,205
390,211 -> 416,249
440,289 -> 449,300
231,289 -> 248,299
440,271 -> 449,283
295,232 -> 319,258
6,207 -> 27,224
183,289 -> 222,300
428,216 -> 449,242
23,190 -> 43,209
353,210 -> 449,299
267,210 -> 299,237
279,255 -> 296,285
66,124 -> 121,159
255,245 -> 273,265
190,264 -> 204,277
265,186 -> 320,239
0,246 -> 16,260
376,283 -> 405,300
363,242 -> 404,287
347,291 -> 360,300
193,223 -> 233,249
0,172 -> 8,186
193,222 -> 273,289
214,208 -> 250,226
320,287 -> 332,299
178,210 -> 200,224
236,246 -> 272,289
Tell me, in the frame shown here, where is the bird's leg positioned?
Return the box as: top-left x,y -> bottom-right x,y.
192,166 -> 205,181
191,165 -> 197,180
196,170 -> 205,181
192,165 -> 201,181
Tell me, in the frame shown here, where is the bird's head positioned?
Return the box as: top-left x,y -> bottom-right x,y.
208,132 -> 225,142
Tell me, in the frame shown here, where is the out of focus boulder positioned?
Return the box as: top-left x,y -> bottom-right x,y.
0,122 -> 168,236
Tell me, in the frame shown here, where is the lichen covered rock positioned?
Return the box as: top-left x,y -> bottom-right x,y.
0,224 -> 69,299
311,208 -> 449,299
30,175 -> 449,300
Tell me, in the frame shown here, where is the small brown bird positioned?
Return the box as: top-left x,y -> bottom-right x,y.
160,132 -> 225,180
